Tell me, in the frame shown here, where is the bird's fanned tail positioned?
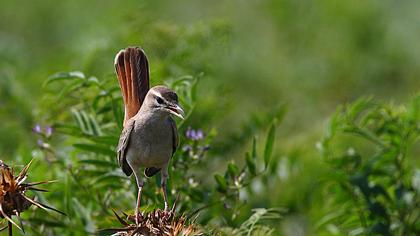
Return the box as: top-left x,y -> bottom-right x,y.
114,47 -> 150,127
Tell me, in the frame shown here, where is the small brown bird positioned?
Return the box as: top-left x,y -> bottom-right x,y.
114,47 -> 184,223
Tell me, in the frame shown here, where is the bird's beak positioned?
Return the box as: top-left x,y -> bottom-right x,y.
167,104 -> 185,119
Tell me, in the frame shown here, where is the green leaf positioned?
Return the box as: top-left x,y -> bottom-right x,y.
86,135 -> 119,146
227,162 -> 239,179
246,152 -> 256,176
71,109 -> 86,133
370,184 -> 391,200
80,111 -> 92,134
79,159 -> 118,168
214,174 -> 227,193
349,174 -> 370,198
27,218 -> 66,228
86,76 -> 100,86
72,198 -> 95,233
73,143 -> 115,156
57,80 -> 84,99
347,97 -> 373,122
87,114 -> 102,136
53,122 -> 85,138
44,71 -> 85,86
263,120 -> 277,170
92,173 -> 126,185
190,77 -> 198,102
252,136 -> 257,160
368,222 -> 390,235
82,169 -> 108,177
111,97 -> 123,130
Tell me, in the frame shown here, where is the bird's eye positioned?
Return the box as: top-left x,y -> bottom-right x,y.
156,97 -> 164,104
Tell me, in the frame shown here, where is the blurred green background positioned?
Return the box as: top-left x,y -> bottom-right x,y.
1,0 -> 419,235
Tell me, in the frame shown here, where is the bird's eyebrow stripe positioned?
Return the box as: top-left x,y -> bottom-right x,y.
150,91 -> 170,106
150,89 -> 178,103
149,90 -> 164,99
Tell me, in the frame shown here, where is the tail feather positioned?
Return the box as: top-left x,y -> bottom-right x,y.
114,47 -> 150,127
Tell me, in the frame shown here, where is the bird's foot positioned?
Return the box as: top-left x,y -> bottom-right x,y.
162,206 -> 173,220
127,211 -> 143,225
135,212 -> 143,225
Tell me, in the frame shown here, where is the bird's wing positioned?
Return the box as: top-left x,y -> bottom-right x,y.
169,117 -> 179,156
114,47 -> 150,127
117,119 -> 135,176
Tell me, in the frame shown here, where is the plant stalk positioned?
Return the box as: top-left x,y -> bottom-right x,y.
8,221 -> 12,236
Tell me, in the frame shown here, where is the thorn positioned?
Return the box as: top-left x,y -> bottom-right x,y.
112,209 -> 129,226
17,158 -> 34,182
23,195 -> 66,216
24,180 -> 58,186
15,211 -> 25,234
0,204 -> 22,231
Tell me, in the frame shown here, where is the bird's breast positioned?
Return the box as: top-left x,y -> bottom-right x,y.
126,116 -> 173,168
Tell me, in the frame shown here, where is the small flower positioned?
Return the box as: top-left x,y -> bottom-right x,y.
185,127 -> 205,141
195,129 -> 204,140
32,124 -> 42,134
185,127 -> 195,140
188,177 -> 198,187
45,126 -> 54,138
37,139 -> 44,148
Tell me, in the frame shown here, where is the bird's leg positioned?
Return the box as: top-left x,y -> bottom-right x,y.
161,166 -> 169,212
133,171 -> 144,225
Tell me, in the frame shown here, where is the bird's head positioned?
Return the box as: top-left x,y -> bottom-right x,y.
144,86 -> 184,119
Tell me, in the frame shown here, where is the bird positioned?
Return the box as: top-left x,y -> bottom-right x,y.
114,47 -> 184,224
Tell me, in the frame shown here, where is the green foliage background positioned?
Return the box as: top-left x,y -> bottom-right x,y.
0,0 -> 419,235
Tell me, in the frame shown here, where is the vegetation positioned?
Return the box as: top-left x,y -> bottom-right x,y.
1,0 -> 419,235
319,97 -> 420,235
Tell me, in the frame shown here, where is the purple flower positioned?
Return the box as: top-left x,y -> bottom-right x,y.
33,124 -> 42,134
37,139 -> 44,148
185,127 -> 205,141
185,127 -> 195,140
45,126 -> 54,137
196,129 -> 204,140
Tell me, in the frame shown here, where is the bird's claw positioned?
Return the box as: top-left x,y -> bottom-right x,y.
136,212 -> 143,225
162,207 -> 173,220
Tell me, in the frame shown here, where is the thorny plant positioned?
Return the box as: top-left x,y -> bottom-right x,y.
100,201 -> 200,236
0,159 -> 65,235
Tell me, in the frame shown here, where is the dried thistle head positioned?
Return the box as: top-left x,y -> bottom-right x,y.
0,159 -> 65,232
102,207 -> 200,236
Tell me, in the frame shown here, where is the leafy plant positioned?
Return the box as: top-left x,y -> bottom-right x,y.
212,208 -> 286,236
30,68 -> 284,234
318,95 -> 420,235
212,119 -> 279,221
